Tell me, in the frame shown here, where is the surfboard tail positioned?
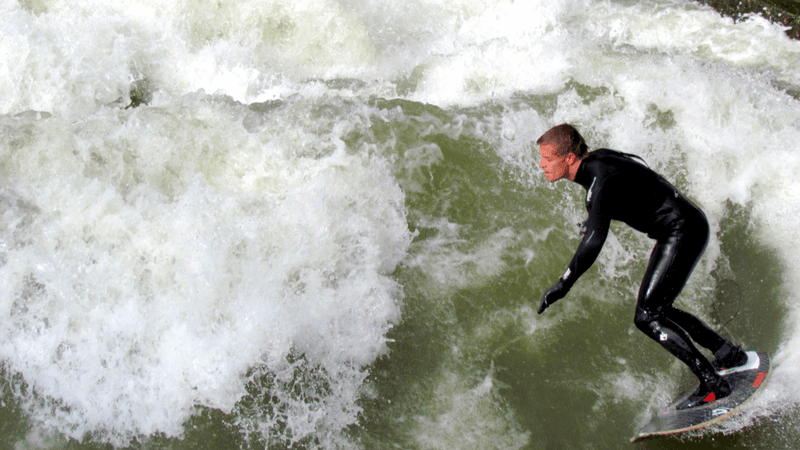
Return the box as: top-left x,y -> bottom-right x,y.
631,351 -> 771,443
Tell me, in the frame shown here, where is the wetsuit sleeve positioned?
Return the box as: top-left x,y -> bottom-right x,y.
560,181 -> 612,289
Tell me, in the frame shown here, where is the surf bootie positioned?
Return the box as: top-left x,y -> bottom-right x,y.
676,376 -> 732,410
713,343 -> 748,372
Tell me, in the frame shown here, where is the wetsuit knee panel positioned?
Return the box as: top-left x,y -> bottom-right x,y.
634,306 -> 662,334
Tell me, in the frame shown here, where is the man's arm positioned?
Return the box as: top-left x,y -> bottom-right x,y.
538,189 -> 612,314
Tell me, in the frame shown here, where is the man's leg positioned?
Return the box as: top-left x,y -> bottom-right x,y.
634,307 -> 720,381
663,306 -> 748,368
634,234 -> 730,409
663,306 -> 726,352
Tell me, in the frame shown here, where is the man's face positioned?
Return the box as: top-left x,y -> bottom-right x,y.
538,143 -> 571,182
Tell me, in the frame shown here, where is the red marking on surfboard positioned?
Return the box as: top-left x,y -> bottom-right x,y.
753,372 -> 768,388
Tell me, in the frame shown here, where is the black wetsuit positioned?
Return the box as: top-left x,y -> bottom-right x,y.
559,149 -> 727,385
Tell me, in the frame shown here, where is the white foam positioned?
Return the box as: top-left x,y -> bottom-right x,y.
412,368 -> 530,450
0,91 -> 411,445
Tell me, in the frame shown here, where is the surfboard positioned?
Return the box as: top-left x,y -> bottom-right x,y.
631,351 -> 771,443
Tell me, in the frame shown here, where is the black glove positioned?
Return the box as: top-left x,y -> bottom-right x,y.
538,278 -> 571,314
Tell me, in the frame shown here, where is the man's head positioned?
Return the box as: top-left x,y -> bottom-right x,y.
536,124 -> 587,182
536,124 -> 587,158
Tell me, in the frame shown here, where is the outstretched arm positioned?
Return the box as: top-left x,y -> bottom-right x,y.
538,196 -> 611,314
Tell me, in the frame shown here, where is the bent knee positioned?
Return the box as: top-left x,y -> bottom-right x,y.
634,306 -> 662,334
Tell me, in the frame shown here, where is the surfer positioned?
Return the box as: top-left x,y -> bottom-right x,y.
535,124 -> 748,410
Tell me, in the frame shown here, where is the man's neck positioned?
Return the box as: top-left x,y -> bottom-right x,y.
567,157 -> 583,181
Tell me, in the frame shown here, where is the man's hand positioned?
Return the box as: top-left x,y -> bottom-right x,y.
538,279 -> 571,314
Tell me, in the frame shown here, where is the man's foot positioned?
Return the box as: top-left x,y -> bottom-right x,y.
713,343 -> 748,372
676,377 -> 732,410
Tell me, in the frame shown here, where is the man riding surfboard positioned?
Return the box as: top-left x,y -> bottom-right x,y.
535,124 -> 747,410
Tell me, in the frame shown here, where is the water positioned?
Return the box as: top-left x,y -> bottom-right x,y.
1,0 -> 799,448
